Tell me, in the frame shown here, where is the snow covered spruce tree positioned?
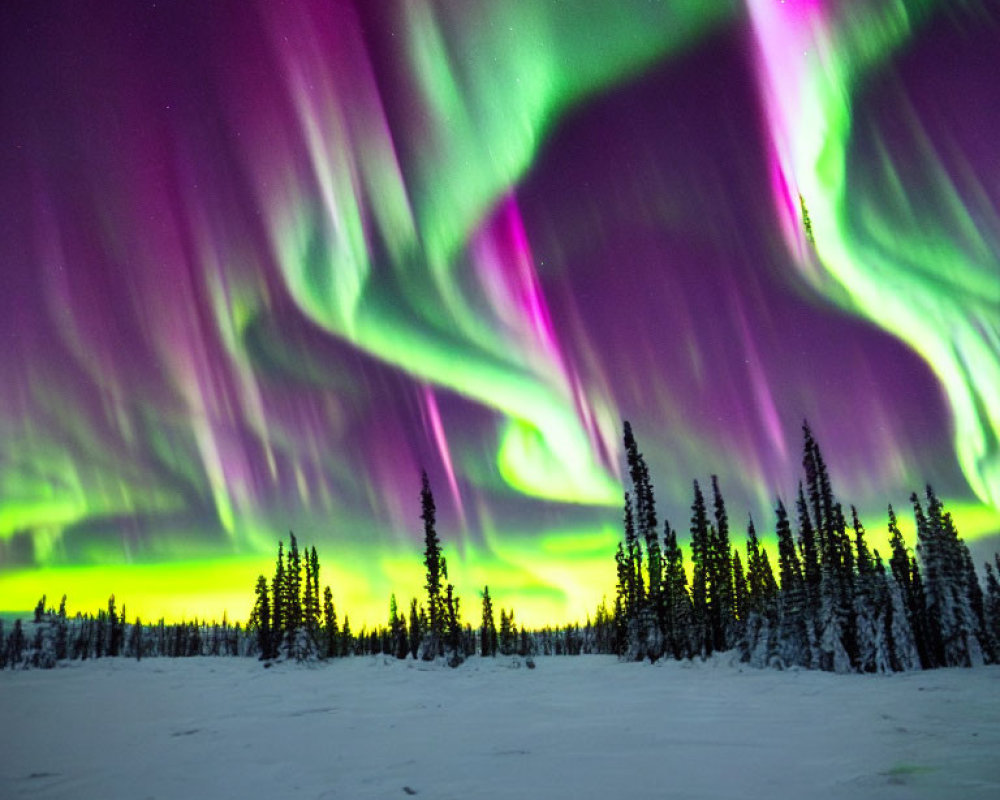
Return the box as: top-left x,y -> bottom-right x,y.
774,498 -> 812,668
912,487 -> 988,667
741,517 -> 779,667
983,557 -> 1000,655
662,521 -> 695,659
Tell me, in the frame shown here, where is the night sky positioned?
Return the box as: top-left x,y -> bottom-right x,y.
1,1 -> 997,625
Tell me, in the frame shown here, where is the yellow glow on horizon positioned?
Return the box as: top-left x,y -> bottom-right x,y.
0,540 -> 619,630
1,500 -> 992,629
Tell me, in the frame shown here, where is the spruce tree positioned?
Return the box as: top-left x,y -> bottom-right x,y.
796,483 -> 821,617
837,503 -> 860,664
909,555 -> 932,668
340,616 -> 352,657
107,595 -> 121,658
613,542 -> 629,655
499,608 -> 516,656
389,594 -> 409,660
710,475 -> 734,651
689,480 -> 712,657
851,508 -> 879,672
407,598 -> 422,659
54,596 -> 68,662
941,506 -> 987,665
303,551 -> 315,639
622,422 -> 664,659
775,498 -> 810,668
817,528 -> 851,673
732,549 -> 748,638
444,583 -> 463,667
984,561 -> 1000,655
285,532 -> 303,652
876,551 -> 919,672
131,617 -> 143,662
420,471 -> 445,660
663,522 -> 693,660
743,518 -> 777,667
887,503 -> 929,667
913,489 -> 981,666
961,547 -> 993,663
481,586 -> 498,657
622,492 -> 649,661
309,547 -> 321,620
272,540 -> 286,656
802,421 -> 835,564
322,586 -> 338,658
251,574 -> 272,659
302,546 -> 321,650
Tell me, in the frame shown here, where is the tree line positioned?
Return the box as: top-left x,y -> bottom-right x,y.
4,422 -> 999,673
610,420 -> 1000,673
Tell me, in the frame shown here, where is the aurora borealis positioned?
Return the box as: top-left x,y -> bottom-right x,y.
1,1 -> 997,626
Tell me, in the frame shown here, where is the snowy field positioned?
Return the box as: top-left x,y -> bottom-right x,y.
2,655 -> 998,800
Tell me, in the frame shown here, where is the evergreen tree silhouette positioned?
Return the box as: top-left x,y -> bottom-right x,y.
285,533 -> 303,654
481,586 -> 498,657
775,498 -> 811,668
107,595 -> 122,657
887,503 -> 928,667
984,561 -> 1000,655
663,521 -> 693,659
322,585 -> 338,658
710,475 -> 735,652
613,542 -> 629,655
743,518 -> 777,667
389,594 -> 408,659
272,541 -> 286,656
309,547 -> 321,628
444,583 -> 463,667
420,471 -> 445,660
53,599 -> 68,662
878,551 -> 919,672
623,421 -> 663,660
251,574 -> 272,659
340,616 -> 353,657
689,480 -> 711,657
732,548 -> 748,642
962,547 -> 993,662
303,549 -> 316,647
622,492 -> 648,660
851,507 -> 879,671
131,616 -> 143,661
407,598 -> 422,659
833,502 -> 859,669
909,555 -> 932,668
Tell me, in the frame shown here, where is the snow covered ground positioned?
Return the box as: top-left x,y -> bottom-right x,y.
1,654 -> 998,800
